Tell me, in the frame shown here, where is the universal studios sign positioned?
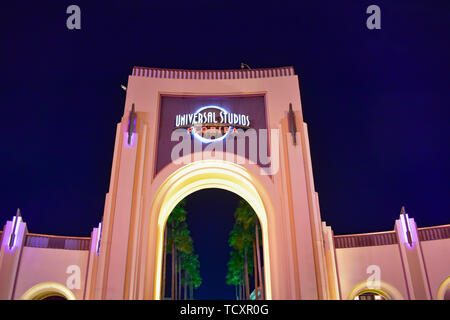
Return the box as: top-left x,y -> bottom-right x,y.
174,105 -> 250,143
171,105 -> 280,175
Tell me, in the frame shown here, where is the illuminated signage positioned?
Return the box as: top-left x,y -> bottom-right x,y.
174,105 -> 251,143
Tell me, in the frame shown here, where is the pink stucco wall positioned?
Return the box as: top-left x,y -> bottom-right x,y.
420,238 -> 450,299
335,244 -> 409,299
13,247 -> 89,300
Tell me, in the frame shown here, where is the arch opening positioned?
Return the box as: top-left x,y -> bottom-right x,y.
20,282 -> 76,300
347,280 -> 404,300
150,160 -> 273,300
160,188 -> 266,300
437,277 -> 450,300
353,289 -> 389,300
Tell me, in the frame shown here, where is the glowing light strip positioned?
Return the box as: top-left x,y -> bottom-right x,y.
400,213 -> 413,247
191,105 -> 232,144
124,131 -> 137,148
8,216 -> 22,250
96,222 -> 102,255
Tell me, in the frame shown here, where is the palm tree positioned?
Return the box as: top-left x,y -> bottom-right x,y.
191,264 -> 202,299
174,223 -> 193,299
229,216 -> 255,299
165,200 -> 187,299
226,249 -> 243,299
164,199 -> 202,300
182,252 -> 201,299
231,199 -> 264,299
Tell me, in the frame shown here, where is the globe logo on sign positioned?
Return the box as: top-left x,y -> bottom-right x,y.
174,105 -> 251,143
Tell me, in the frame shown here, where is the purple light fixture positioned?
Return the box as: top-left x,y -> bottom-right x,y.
8,208 -> 22,250
96,222 -> 102,255
400,206 -> 414,247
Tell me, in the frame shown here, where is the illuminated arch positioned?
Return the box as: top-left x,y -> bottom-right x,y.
437,277 -> 450,300
150,158 -> 275,300
21,282 -> 76,300
347,281 -> 405,300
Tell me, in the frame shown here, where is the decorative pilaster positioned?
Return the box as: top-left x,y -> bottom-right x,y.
0,209 -> 28,299
84,222 -> 102,299
395,206 -> 432,299
322,222 -> 341,299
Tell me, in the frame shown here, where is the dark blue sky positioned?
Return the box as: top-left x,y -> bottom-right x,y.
183,189 -> 242,300
1,1 -> 449,299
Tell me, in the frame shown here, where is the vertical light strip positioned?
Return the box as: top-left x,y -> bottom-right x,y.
8,216 -> 22,250
400,213 -> 413,247
96,222 -> 102,255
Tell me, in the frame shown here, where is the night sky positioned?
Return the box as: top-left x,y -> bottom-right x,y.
183,189 -> 242,300
1,1 -> 449,299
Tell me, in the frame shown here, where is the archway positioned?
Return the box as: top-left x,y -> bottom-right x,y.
352,289 -> 389,300
161,188 -> 265,300
347,281 -> 405,300
437,277 -> 450,300
149,159 -> 274,300
21,282 -> 76,300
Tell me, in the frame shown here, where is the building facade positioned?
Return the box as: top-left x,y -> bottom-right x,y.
1,66 -> 449,300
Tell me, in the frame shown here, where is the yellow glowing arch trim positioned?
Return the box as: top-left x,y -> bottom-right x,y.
152,159 -> 273,300
436,277 -> 450,300
21,282 -> 76,300
347,280 -> 405,300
